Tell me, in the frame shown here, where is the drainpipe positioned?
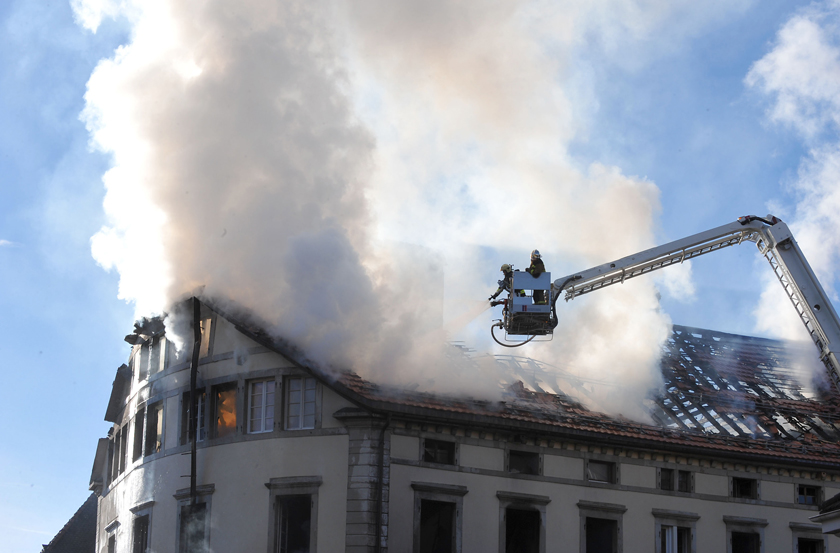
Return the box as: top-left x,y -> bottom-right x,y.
374,413 -> 391,553
189,297 -> 201,507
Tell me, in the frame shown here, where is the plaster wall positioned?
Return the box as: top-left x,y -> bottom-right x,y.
694,472 -> 728,496
459,444 -> 504,471
388,459 -> 825,553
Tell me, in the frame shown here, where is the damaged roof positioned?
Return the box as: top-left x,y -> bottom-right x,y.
220,302 -> 840,469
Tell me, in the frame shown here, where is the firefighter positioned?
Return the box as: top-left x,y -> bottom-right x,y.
527,250 -> 547,304
489,264 -> 524,301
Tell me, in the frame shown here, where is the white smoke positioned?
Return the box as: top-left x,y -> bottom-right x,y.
78,0 -> 745,418
746,2 -> 840,380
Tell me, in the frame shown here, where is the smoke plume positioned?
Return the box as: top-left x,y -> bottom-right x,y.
77,0 -> 745,419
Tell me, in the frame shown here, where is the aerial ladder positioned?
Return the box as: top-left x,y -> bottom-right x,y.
490,215 -> 840,392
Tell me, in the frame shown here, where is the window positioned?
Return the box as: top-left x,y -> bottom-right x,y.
723,515 -> 766,553
133,407 -> 145,461
107,437 -> 115,486
107,534 -> 116,553
180,390 -> 206,445
275,495 -> 311,553
732,477 -> 758,499
798,485 -> 820,506
660,469 -> 692,492
506,508 -> 541,553
578,500 -> 625,553
178,503 -> 207,553
136,336 -> 166,381
653,509 -> 698,553
498,491 -> 548,553
110,425 -> 128,483
587,460 -> 616,484
660,469 -> 674,491
731,532 -> 760,553
199,318 -> 213,358
587,518 -> 618,553
267,476 -> 321,553
132,515 -> 150,553
798,538 -> 824,553
423,439 -> 456,465
285,377 -> 316,430
248,379 -> 275,434
419,500 -> 456,553
508,450 -> 540,475
145,402 -> 163,456
174,485 -> 213,553
677,471 -> 692,493
213,383 -> 237,438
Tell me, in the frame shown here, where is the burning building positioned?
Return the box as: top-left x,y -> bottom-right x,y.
89,299 -> 840,553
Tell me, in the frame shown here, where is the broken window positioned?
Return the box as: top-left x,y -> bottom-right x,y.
133,407 -> 145,461
213,383 -> 237,438
144,402 -> 163,456
660,468 -> 674,491
732,477 -> 758,499
248,379 -> 275,434
660,525 -> 690,553
179,503 -> 207,553
285,377 -> 316,430
419,500 -> 455,553
274,495 -> 311,553
199,318 -> 212,358
132,515 -> 150,553
798,538 -> 824,553
508,450 -> 540,475
586,517 -> 617,553
180,390 -> 206,445
423,439 -> 456,465
731,531 -> 759,553
798,485 -> 820,506
587,460 -> 616,484
505,508 -> 540,553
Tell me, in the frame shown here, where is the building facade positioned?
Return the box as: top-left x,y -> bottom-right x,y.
90,300 -> 840,552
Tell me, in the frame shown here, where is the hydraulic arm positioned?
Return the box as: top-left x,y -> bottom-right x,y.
549,216 -> 840,390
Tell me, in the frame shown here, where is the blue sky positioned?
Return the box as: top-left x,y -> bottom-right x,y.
3,1 -> 839,551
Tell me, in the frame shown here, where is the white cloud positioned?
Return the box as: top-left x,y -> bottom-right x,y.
0,240 -> 19,247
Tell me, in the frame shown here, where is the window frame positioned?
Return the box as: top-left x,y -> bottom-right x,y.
180,389 -> 207,445
506,449 -> 541,476
577,500 -> 626,553
586,459 -> 618,484
283,375 -> 319,431
653,509 -> 699,553
265,476 -> 322,553
797,484 -> 822,506
173,484 -> 214,553
497,491 -> 549,553
212,381 -> 239,439
129,501 -> 154,553
730,477 -> 759,500
247,378 -> 276,434
132,406 -> 146,461
790,522 -> 827,553
144,401 -> 164,457
723,515 -> 767,553
421,438 -> 458,466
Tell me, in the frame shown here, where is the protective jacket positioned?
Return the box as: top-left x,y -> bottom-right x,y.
526,259 -> 546,277
490,271 -> 525,300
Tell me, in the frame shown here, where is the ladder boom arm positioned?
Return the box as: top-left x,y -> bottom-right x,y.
550,215 -> 840,390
